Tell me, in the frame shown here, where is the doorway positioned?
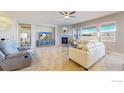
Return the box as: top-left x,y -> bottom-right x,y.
19,24 -> 31,46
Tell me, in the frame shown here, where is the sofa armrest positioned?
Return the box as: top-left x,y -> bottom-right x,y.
69,47 -> 88,66
18,46 -> 30,51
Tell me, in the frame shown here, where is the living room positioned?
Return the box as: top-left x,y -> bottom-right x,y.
0,11 -> 124,71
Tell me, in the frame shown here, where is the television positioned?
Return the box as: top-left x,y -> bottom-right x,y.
39,32 -> 52,40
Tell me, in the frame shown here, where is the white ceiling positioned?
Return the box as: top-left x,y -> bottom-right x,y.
0,11 -> 119,26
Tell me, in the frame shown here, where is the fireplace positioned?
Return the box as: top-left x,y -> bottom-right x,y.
61,37 -> 68,44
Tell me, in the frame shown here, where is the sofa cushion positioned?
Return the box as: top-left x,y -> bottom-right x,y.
95,42 -> 103,46
77,44 -> 87,51
1,47 -> 19,56
77,41 -> 103,51
80,36 -> 99,44
81,45 -> 88,51
0,40 -> 19,55
6,51 -> 30,59
0,40 -> 19,49
80,39 -> 90,45
0,51 -> 5,62
77,40 -> 95,49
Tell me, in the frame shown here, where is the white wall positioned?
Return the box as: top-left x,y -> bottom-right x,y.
31,24 -> 57,48
35,25 -> 54,40
0,17 -> 17,41
73,12 -> 124,53
56,26 -> 73,45
0,16 -> 59,48
19,23 -> 58,48
55,26 -> 60,45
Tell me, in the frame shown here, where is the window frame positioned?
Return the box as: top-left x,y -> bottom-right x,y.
99,21 -> 117,42
72,27 -> 81,40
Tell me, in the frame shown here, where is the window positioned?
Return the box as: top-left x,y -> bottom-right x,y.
100,22 -> 116,42
81,26 -> 97,36
73,28 -> 80,40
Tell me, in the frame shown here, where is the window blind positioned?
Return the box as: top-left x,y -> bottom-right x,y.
82,26 -> 97,33
100,23 -> 116,32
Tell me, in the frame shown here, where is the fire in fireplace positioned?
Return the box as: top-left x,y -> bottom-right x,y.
61,37 -> 68,44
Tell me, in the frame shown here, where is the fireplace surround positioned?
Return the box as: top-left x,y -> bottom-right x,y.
61,37 -> 68,44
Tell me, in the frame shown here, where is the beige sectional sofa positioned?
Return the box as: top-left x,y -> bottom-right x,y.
69,37 -> 106,70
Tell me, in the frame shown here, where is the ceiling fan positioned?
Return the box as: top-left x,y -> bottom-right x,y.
58,11 -> 76,19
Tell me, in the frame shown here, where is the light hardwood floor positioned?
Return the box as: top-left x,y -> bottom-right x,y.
21,46 -> 124,71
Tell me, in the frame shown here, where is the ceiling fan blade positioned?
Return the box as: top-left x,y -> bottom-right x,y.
56,17 -> 63,18
59,12 -> 64,15
70,16 -> 76,18
69,11 -> 76,15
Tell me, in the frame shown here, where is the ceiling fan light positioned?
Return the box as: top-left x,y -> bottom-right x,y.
64,16 -> 69,19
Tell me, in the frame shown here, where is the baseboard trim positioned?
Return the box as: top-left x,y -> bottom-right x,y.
107,51 -> 124,56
